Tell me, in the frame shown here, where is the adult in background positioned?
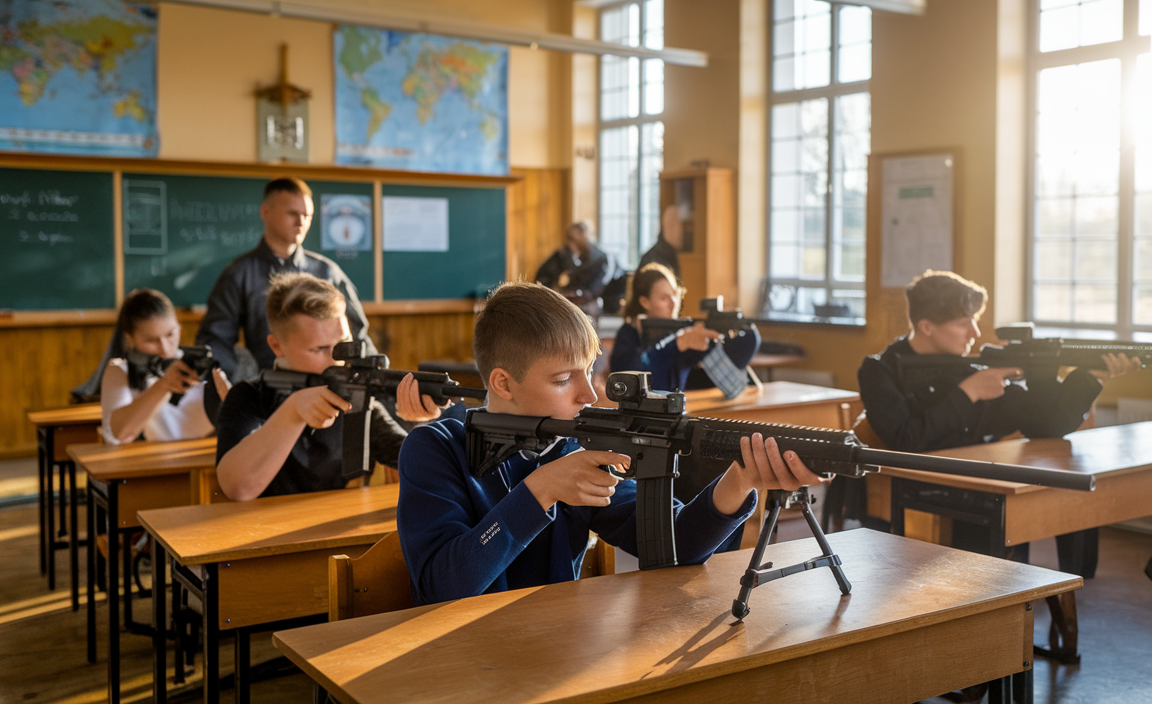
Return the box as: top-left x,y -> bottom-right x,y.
534,221 -> 625,317
638,205 -> 683,279
196,177 -> 376,381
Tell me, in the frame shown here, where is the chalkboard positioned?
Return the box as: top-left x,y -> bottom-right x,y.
0,168 -> 115,310
380,184 -> 505,300
310,181 -> 375,300
122,175 -> 383,306
122,173 -> 266,307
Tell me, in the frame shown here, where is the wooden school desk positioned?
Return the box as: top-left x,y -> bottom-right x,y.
272,529 -> 1079,704
26,403 -> 102,593
72,437 -> 217,704
140,484 -> 401,704
878,421 -> 1152,661
691,380 -> 861,429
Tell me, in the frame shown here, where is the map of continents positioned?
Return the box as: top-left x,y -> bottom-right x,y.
335,26 -> 508,176
0,0 -> 158,157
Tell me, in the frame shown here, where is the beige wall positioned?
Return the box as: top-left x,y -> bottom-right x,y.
156,0 -> 572,168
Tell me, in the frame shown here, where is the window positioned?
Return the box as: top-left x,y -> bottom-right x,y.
766,1 -> 871,325
1028,0 -> 1152,335
599,0 -> 664,268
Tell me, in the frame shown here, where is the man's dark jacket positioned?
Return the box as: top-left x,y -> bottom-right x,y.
196,238 -> 376,379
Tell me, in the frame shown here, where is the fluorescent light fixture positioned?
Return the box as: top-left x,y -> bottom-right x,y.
167,0 -> 709,67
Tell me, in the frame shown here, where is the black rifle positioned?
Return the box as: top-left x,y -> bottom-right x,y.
261,341 -> 488,481
464,371 -> 1095,617
896,323 -> 1152,386
125,345 -> 218,406
637,296 -> 804,356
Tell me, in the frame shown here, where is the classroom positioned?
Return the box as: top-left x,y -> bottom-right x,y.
2,0 -> 1152,702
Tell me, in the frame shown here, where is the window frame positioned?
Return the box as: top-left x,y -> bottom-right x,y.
765,1 -> 871,326
597,0 -> 666,269
1025,0 -> 1152,337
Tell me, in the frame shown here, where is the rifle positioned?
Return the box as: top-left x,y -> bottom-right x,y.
464,371 -> 1095,617
637,296 -> 804,356
125,345 -> 218,406
261,341 -> 488,481
896,323 -> 1152,386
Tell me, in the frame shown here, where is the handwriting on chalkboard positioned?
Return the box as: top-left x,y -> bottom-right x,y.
3,189 -> 84,242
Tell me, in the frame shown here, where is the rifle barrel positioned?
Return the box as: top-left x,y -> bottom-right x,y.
855,447 -> 1095,492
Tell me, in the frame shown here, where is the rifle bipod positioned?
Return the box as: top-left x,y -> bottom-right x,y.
731,486 -> 851,621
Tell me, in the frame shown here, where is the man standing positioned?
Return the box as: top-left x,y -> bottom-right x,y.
638,205 -> 683,279
196,177 -> 375,380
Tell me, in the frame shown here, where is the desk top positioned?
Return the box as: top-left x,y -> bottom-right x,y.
69,437 -> 217,481
140,484 -> 399,565
272,529 -> 1078,704
27,403 -> 102,427
692,381 -> 858,415
880,421 -> 1152,494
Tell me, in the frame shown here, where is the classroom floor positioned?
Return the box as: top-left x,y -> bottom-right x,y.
0,456 -> 1150,703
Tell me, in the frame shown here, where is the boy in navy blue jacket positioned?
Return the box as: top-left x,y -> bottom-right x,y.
397,282 -> 827,606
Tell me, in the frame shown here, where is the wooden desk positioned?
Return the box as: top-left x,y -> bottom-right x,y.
878,422 -> 1152,663
272,529 -> 1078,704
72,437 -> 217,704
692,381 -> 861,429
140,484 -> 400,704
26,403 -> 102,595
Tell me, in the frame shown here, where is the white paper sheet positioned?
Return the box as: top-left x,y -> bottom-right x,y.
382,196 -> 449,252
880,154 -> 953,288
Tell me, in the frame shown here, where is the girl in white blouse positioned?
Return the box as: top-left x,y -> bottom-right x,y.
100,289 -> 215,444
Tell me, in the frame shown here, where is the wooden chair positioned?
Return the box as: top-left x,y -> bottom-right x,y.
328,532 -> 413,622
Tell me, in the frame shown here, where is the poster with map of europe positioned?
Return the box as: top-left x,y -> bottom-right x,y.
0,0 -> 158,157
334,26 -> 508,176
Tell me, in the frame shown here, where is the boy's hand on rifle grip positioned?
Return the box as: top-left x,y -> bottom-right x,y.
158,359 -> 197,395
1090,353 -> 1144,381
287,386 -> 351,429
523,449 -> 630,512
959,367 -> 1022,403
212,367 -> 232,402
395,373 -> 449,423
675,321 -> 723,352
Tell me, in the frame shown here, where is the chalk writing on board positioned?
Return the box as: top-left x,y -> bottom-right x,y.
4,189 -> 83,245
124,179 -> 167,254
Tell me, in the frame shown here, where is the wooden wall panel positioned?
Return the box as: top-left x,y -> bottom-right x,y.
367,312 -> 476,373
506,167 -> 571,283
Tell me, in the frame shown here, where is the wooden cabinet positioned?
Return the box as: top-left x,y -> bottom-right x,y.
659,167 -> 736,317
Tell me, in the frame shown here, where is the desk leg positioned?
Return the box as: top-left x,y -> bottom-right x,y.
46,456 -> 56,591
203,563 -> 220,704
122,513 -> 133,628
70,461 -> 80,612
153,541 -> 167,704
38,427 -> 48,576
235,628 -> 250,704
58,461 -> 70,539
86,485 -> 97,664
107,483 -> 120,704
988,667 -> 1033,704
173,571 -> 185,685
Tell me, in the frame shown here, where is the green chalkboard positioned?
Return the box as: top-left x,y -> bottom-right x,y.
310,181 -> 375,301
122,173 -> 266,307
380,184 -> 505,300
0,168 -> 115,310
122,175 -> 383,307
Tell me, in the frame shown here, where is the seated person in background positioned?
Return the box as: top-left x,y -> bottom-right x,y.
534,221 -> 625,316
637,204 -> 683,279
101,288 -> 217,445
397,282 -> 827,606
857,269 -> 1140,577
610,263 -> 760,394
196,177 -> 376,382
214,273 -> 440,501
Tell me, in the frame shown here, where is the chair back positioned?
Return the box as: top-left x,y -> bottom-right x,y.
329,532 -> 413,621
851,410 -> 887,450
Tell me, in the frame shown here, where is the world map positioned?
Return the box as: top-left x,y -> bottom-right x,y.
0,0 -> 158,157
334,26 -> 508,176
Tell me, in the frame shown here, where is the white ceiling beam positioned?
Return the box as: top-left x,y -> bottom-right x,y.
166,0 -> 709,67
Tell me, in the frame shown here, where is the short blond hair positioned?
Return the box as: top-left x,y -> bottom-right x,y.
473,281 -> 600,384
265,272 -> 346,338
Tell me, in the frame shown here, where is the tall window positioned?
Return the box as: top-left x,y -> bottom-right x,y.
599,0 -> 664,268
1029,0 -> 1152,336
766,1 -> 871,324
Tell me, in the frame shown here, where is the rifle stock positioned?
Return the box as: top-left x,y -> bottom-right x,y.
464,372 -> 1095,572
125,345 -> 218,406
